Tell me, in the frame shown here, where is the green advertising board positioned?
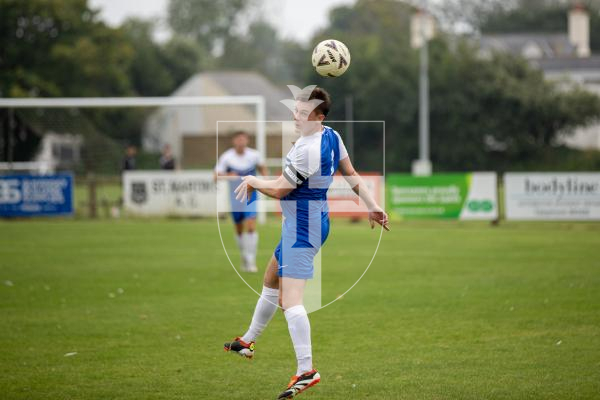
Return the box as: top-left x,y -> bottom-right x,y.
386,173 -> 498,220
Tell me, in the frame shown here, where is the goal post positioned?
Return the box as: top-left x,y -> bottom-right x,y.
0,96 -> 267,159
0,96 -> 268,223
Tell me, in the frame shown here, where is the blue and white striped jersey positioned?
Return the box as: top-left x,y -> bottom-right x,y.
281,126 -> 348,227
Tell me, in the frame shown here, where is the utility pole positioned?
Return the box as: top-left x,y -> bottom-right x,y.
411,0 -> 432,176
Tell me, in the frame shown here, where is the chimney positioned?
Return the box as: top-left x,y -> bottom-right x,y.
411,9 -> 436,49
569,2 -> 591,58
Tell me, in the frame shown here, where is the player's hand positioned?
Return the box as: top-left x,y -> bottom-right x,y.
368,206 -> 390,231
234,176 -> 256,202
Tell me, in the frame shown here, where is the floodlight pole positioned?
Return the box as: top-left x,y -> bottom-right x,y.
412,0 -> 432,176
419,0 -> 430,167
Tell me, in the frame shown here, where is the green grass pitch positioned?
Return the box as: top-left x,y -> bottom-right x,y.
1,219 -> 599,399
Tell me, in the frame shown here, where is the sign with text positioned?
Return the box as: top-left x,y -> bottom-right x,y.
123,171 -> 228,217
0,174 -> 73,217
504,173 -> 600,220
386,173 -> 498,220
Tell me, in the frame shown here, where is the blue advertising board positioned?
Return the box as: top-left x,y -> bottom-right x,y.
0,174 -> 74,217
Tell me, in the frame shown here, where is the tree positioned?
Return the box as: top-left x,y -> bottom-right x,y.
161,36 -> 212,88
305,0 -> 600,172
166,0 -> 304,83
122,18 -> 175,97
167,0 -> 252,54
219,20 -> 305,83
123,18 -> 211,96
0,0 -> 140,167
0,0 -> 134,98
427,41 -> 600,170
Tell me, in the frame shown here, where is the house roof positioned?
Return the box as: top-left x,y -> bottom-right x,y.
532,55 -> 600,72
480,33 -> 577,59
174,71 -> 291,121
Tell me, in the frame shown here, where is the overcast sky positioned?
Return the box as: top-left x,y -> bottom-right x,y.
89,0 -> 356,43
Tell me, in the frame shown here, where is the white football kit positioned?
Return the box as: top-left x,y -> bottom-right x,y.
215,148 -> 263,222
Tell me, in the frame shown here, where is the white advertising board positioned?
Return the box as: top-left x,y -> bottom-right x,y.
504,173 -> 600,220
123,171 -> 384,219
123,171 -> 229,217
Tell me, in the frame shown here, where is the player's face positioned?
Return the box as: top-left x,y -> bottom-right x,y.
232,134 -> 248,152
293,101 -> 324,135
126,146 -> 136,157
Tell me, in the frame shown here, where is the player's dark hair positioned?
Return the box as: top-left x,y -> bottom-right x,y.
231,130 -> 248,138
309,87 -> 331,117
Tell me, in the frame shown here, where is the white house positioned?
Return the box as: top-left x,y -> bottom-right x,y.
143,71 -> 291,168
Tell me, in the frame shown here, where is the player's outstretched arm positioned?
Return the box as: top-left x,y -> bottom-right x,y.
214,171 -> 239,182
338,157 -> 390,231
234,175 -> 295,201
258,164 -> 269,177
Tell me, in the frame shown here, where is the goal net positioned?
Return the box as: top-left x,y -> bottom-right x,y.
0,96 -> 268,219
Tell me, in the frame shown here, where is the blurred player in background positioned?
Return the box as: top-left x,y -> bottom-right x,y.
121,145 -> 137,171
159,144 -> 176,170
215,131 -> 268,272
224,87 -> 389,399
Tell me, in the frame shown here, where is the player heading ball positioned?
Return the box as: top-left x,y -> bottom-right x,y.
224,86 -> 389,399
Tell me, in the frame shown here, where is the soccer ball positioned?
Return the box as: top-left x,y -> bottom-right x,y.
312,39 -> 351,77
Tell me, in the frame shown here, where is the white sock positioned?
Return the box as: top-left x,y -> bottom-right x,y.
235,234 -> 246,265
241,232 -> 250,265
241,286 -> 279,343
245,231 -> 258,265
284,305 -> 312,376
235,234 -> 244,253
